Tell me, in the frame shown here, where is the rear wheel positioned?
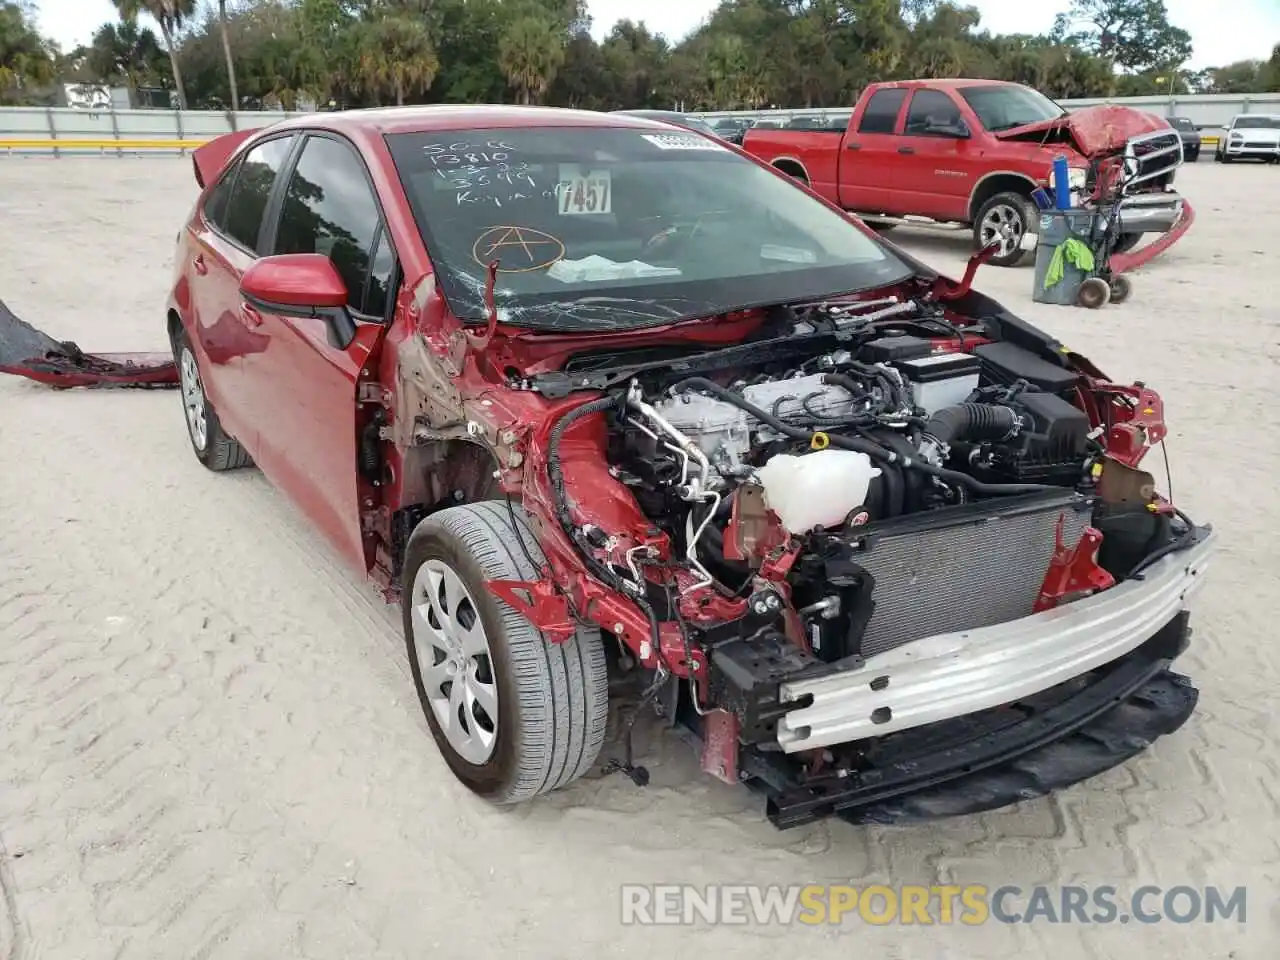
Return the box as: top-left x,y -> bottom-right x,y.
974,192 -> 1038,267
172,327 -> 252,471
402,501 -> 609,804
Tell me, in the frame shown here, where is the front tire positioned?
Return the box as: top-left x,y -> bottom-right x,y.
172,327 -> 252,471
402,501 -> 609,804
974,192 -> 1038,267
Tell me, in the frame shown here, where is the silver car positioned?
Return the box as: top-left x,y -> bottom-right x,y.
1215,114 -> 1280,163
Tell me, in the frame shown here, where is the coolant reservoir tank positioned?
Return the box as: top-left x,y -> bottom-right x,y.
756,450 -> 882,535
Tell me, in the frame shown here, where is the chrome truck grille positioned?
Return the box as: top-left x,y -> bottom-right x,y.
1125,129 -> 1183,189
847,491 -> 1093,658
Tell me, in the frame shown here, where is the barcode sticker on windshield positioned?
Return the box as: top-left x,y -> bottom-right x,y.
557,169 -> 612,215
641,133 -> 725,151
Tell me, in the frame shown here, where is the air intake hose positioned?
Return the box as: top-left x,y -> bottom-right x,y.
924,403 -> 1020,447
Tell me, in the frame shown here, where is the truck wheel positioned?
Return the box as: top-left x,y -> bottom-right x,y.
172,327 -> 253,471
401,501 -> 609,804
974,192 -> 1037,267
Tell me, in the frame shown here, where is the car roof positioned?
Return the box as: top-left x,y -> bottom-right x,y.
266,104 -> 675,137
613,109 -> 686,118
872,78 -> 1022,90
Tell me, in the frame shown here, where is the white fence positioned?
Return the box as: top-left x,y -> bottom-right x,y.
0,106 -> 300,155
1,92 -> 1278,156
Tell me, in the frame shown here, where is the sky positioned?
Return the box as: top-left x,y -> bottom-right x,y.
35,0 -> 1280,71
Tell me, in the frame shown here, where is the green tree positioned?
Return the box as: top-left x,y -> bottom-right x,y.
0,1 -> 56,104
112,0 -> 197,109
1052,0 -> 1192,74
498,14 -> 564,105
83,20 -> 165,100
353,13 -> 439,105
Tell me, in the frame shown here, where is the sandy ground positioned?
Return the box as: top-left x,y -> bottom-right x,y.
0,156 -> 1277,960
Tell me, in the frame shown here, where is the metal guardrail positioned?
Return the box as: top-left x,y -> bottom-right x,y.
0,95 -> 1260,156
0,106 -> 298,156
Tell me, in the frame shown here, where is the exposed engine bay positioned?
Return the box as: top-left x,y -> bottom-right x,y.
522,290 -> 1198,816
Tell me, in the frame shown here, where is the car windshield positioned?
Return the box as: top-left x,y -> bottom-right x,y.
1169,118 -> 1194,130
385,126 -> 913,332
1233,116 -> 1280,129
959,84 -> 1068,132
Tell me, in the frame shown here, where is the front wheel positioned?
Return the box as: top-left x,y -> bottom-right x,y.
973,192 -> 1038,267
402,501 -> 609,804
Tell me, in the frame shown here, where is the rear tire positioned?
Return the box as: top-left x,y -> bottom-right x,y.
172,327 -> 252,471
973,191 -> 1038,267
402,501 -> 609,804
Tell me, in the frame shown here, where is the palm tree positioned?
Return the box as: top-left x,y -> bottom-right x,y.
217,0 -> 238,110
111,0 -> 196,110
354,14 -> 439,106
85,21 -> 163,104
498,15 -> 565,105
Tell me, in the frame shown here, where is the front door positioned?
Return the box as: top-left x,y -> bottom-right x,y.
238,132 -> 398,573
889,89 -> 981,222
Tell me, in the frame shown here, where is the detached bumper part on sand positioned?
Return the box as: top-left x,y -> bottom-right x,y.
0,300 -> 178,388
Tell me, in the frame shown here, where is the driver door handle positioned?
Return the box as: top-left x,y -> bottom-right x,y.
239,302 -> 263,327
898,146 -> 916,155
845,142 -> 862,150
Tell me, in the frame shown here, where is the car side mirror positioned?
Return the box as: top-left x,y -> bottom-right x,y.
240,253 -> 357,350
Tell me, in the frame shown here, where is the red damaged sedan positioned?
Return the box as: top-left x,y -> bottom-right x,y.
160,106 -> 1214,827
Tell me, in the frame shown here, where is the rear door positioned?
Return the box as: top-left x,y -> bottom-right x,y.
890,88 -> 982,221
837,87 -> 908,213
239,132 -> 398,573
186,133 -> 298,447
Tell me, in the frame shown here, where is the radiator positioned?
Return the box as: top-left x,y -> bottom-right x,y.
847,491 -> 1093,658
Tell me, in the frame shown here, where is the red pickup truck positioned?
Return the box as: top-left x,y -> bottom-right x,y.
742,79 -> 1185,267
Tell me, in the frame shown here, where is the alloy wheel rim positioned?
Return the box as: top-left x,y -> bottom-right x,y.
979,203 -> 1024,257
179,347 -> 208,451
411,558 -> 499,764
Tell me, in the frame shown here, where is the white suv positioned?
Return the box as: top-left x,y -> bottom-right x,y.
1215,113 -> 1280,163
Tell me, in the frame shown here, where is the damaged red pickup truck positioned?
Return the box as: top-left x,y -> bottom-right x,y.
1,106 -> 1216,827
742,79 -> 1191,268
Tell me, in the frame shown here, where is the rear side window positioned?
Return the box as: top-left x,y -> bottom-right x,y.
222,136 -> 295,252
272,135 -> 389,317
203,169 -> 235,228
904,90 -> 964,136
858,89 -> 908,134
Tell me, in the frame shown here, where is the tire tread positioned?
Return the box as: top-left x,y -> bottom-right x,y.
411,501 -> 608,803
